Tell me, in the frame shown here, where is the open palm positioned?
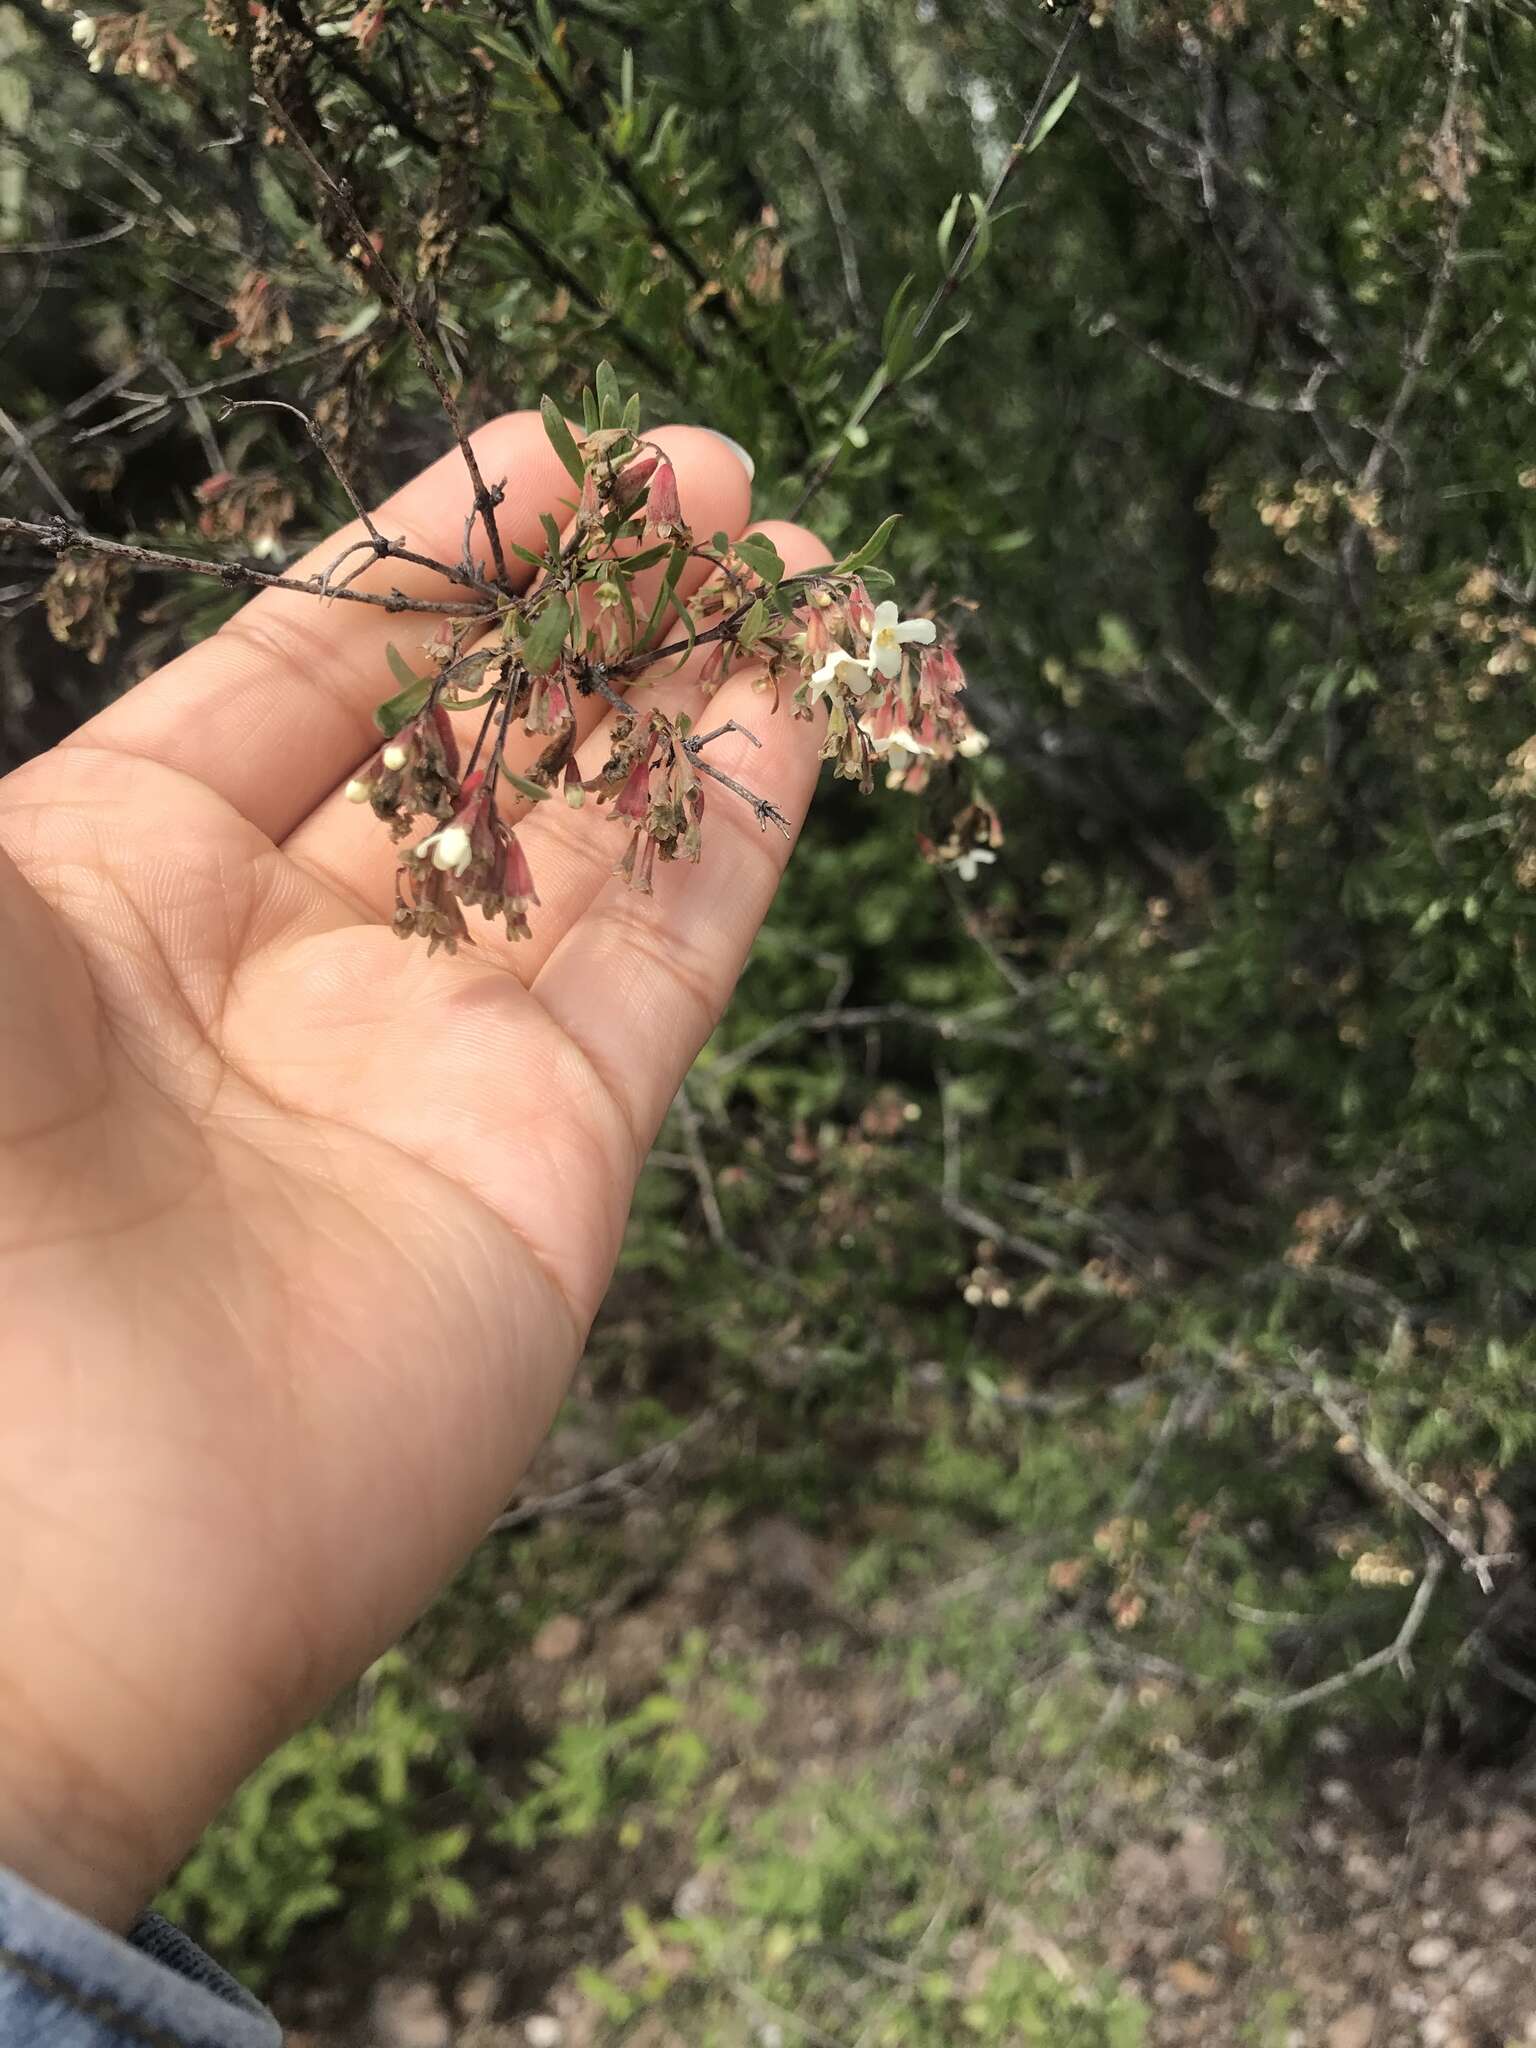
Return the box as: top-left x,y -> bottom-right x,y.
0,412 -> 824,1928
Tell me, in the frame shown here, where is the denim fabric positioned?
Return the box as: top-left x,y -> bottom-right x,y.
0,1868 -> 279,2046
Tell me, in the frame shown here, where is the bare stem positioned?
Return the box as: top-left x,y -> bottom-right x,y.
256,89 -> 513,591
0,514 -> 493,616
220,397 -> 503,599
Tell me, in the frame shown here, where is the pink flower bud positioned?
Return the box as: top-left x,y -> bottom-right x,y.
429,703 -> 461,775
615,757 -> 653,822
846,579 -> 876,638
616,450 -> 660,509
645,460 -> 684,535
803,606 -> 832,659
562,759 -> 586,808
501,831 -> 539,908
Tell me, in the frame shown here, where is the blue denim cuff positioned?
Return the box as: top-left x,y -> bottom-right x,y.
0,1866 -> 280,2046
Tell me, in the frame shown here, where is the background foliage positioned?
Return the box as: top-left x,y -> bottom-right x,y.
6,0 -> 1536,2035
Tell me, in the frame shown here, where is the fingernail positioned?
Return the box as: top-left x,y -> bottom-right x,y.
698,428 -> 755,483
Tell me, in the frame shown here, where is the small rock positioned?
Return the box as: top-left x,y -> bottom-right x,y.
1487,1809 -> 1535,1863
1344,1849 -> 1393,1897
1164,1958 -> 1218,1999
1408,1935 -> 1455,1972
1478,1877 -> 1519,1919
457,1973 -> 499,2020
1175,1823 -> 1227,1900
371,1981 -> 451,2048
1112,1841 -> 1173,1901
1328,2006 -> 1377,2048
524,2020 -> 564,2048
530,1614 -> 584,1662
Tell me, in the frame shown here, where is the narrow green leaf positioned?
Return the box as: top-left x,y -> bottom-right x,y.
539,395 -> 586,485
521,592 -> 571,674
595,360 -> 621,427
1026,72 -> 1080,154
880,273 -> 917,359
904,313 -> 970,385
936,191 -> 964,264
385,641 -> 421,692
962,193 -> 993,279
503,770 -> 553,802
835,513 -> 901,577
640,542 -> 690,645
373,676 -> 431,736
736,596 -> 770,651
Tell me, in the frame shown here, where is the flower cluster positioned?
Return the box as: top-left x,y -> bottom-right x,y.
348,372 -> 994,954
70,9 -> 193,80
587,711 -> 706,894
796,582 -> 987,800
392,772 -> 540,954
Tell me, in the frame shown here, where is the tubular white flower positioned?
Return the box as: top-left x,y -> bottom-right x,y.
869,726 -> 934,760
413,824 -> 473,876
956,728 -> 990,758
71,12 -> 96,44
953,847 -> 997,882
381,743 -> 408,772
809,647 -> 876,701
344,777 -> 373,804
868,600 -> 936,679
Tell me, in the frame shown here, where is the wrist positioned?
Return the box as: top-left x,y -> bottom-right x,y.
0,1701 -> 161,1932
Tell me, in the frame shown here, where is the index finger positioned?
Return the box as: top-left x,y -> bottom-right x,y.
60,411 -> 574,842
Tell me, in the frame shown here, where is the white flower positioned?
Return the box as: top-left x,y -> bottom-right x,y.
809,647 -> 876,700
413,823 -> 472,875
381,742 -> 408,772
867,600 -> 936,679
869,725 -> 933,760
70,12 -> 96,44
952,847 -> 997,883
344,777 -> 373,804
956,728 -> 990,758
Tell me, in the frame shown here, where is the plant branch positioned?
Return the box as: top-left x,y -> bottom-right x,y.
256,89 -> 513,591
790,10 -> 1087,520
1237,1549 -> 1446,1716
0,515 -> 493,616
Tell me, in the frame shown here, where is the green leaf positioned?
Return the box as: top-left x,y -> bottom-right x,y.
640,543 -> 690,646
936,191 -> 964,264
504,769 -> 553,802
733,532 -> 786,586
880,272 -> 917,360
374,675 -> 431,736
521,592 -> 571,674
903,313 -> 969,386
385,641 -> 421,692
736,596 -> 770,651
595,359 -> 622,427
1026,72 -> 1080,154
539,395 -> 586,485
835,513 -> 901,577
961,192 -> 993,278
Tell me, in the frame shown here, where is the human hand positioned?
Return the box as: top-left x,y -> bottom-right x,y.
0,413 -> 824,1930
